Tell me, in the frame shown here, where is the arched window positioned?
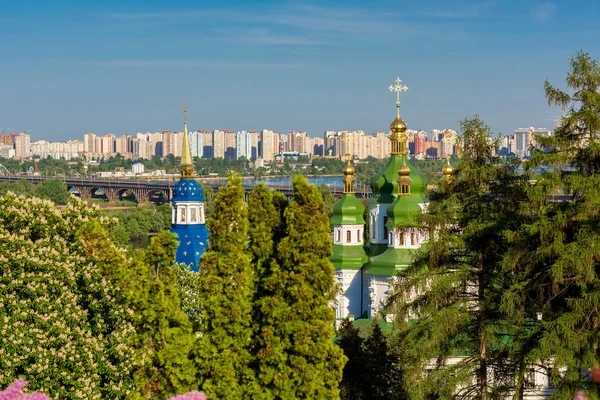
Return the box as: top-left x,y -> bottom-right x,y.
383,216 -> 388,240
357,230 -> 361,242
337,230 -> 341,243
411,232 -> 415,245
400,232 -> 404,246
346,230 -> 351,243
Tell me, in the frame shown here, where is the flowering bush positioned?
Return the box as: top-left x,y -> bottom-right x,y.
0,194 -> 137,399
0,379 -> 49,400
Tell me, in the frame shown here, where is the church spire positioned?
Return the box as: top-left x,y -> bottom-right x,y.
180,105 -> 195,178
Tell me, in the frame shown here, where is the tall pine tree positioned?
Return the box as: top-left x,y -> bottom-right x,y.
390,116 -> 528,399
194,174 -> 257,399
503,50 -> 600,399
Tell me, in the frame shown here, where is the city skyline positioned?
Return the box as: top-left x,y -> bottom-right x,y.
2,0 -> 598,140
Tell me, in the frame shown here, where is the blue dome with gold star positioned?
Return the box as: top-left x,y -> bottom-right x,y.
172,178 -> 205,202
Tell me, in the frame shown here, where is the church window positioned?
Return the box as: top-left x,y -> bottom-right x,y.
346,230 -> 351,243
180,207 -> 186,223
357,230 -> 361,242
190,208 -> 197,223
371,215 -> 376,239
400,233 -> 404,245
337,230 -> 341,242
383,216 -> 388,240
411,232 -> 415,245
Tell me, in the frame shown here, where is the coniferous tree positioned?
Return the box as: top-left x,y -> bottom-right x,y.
503,50 -> 600,399
390,116 -> 527,399
255,176 -> 346,399
363,323 -> 403,400
194,174 -> 257,399
336,318 -> 366,400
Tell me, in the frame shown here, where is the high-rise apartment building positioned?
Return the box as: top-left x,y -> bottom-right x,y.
260,129 -> 275,162
83,133 -> 96,154
189,130 -> 204,158
236,130 -> 252,160
14,133 -> 30,159
224,131 -> 237,160
212,130 -> 225,159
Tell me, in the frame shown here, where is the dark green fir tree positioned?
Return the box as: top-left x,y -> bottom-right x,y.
390,116 -> 527,400
336,318 -> 366,400
504,50 -> 600,399
194,174 -> 257,399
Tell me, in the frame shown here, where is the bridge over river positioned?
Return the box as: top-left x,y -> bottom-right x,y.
0,175 -> 371,204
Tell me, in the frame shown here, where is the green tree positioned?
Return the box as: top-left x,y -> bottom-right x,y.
362,323 -> 403,400
336,319 -> 366,400
194,174 -> 257,399
390,116 -> 527,399
37,179 -> 71,205
506,51 -> 600,399
255,176 -> 345,399
79,224 -> 196,399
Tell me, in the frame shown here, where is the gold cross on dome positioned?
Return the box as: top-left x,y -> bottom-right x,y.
388,77 -> 408,110
341,132 -> 355,161
182,105 -> 189,123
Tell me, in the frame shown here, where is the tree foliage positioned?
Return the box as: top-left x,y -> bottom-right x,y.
390,116 -> 528,399
506,50 -> 600,399
194,174 -> 257,399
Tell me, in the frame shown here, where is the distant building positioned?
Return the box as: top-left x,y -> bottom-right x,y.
132,162 -> 144,174
260,129 -> 275,162
236,130 -> 252,160
514,127 -> 551,158
212,130 -> 225,159
189,130 -> 204,159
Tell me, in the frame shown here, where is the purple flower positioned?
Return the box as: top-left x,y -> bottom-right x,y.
0,380 -> 49,400
169,391 -> 207,400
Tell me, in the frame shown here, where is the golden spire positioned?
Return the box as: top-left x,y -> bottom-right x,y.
442,157 -> 454,181
180,105 -> 195,178
397,157 -> 411,196
342,159 -> 355,194
388,77 -> 408,155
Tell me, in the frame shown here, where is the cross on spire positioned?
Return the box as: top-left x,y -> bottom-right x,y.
182,104 -> 189,124
388,77 -> 408,115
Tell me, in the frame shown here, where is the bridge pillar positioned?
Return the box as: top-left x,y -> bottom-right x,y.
78,187 -> 92,201
103,188 -> 120,203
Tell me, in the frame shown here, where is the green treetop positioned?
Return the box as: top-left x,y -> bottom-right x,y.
194,174 -> 257,399
390,116 -> 528,400
255,176 -> 346,399
505,50 -> 600,399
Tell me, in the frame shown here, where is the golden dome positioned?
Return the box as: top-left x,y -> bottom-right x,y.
390,115 -> 407,134
343,161 -> 355,176
399,159 -> 411,177
442,159 -> 454,177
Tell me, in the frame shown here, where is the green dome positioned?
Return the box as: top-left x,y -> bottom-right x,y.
331,245 -> 368,270
332,194 -> 365,225
404,157 -> 428,203
365,248 -> 415,276
369,154 -> 403,204
386,194 -> 422,225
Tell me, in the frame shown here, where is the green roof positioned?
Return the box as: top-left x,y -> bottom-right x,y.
405,156 -> 428,203
368,243 -> 389,258
332,194 -> 365,225
387,193 -> 422,224
330,244 -> 368,270
365,247 -> 415,276
369,154 -> 403,204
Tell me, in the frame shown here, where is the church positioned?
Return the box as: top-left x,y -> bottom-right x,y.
330,79 -> 452,320
170,107 -> 209,271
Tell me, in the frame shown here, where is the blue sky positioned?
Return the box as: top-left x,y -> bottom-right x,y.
1,0 -> 598,141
